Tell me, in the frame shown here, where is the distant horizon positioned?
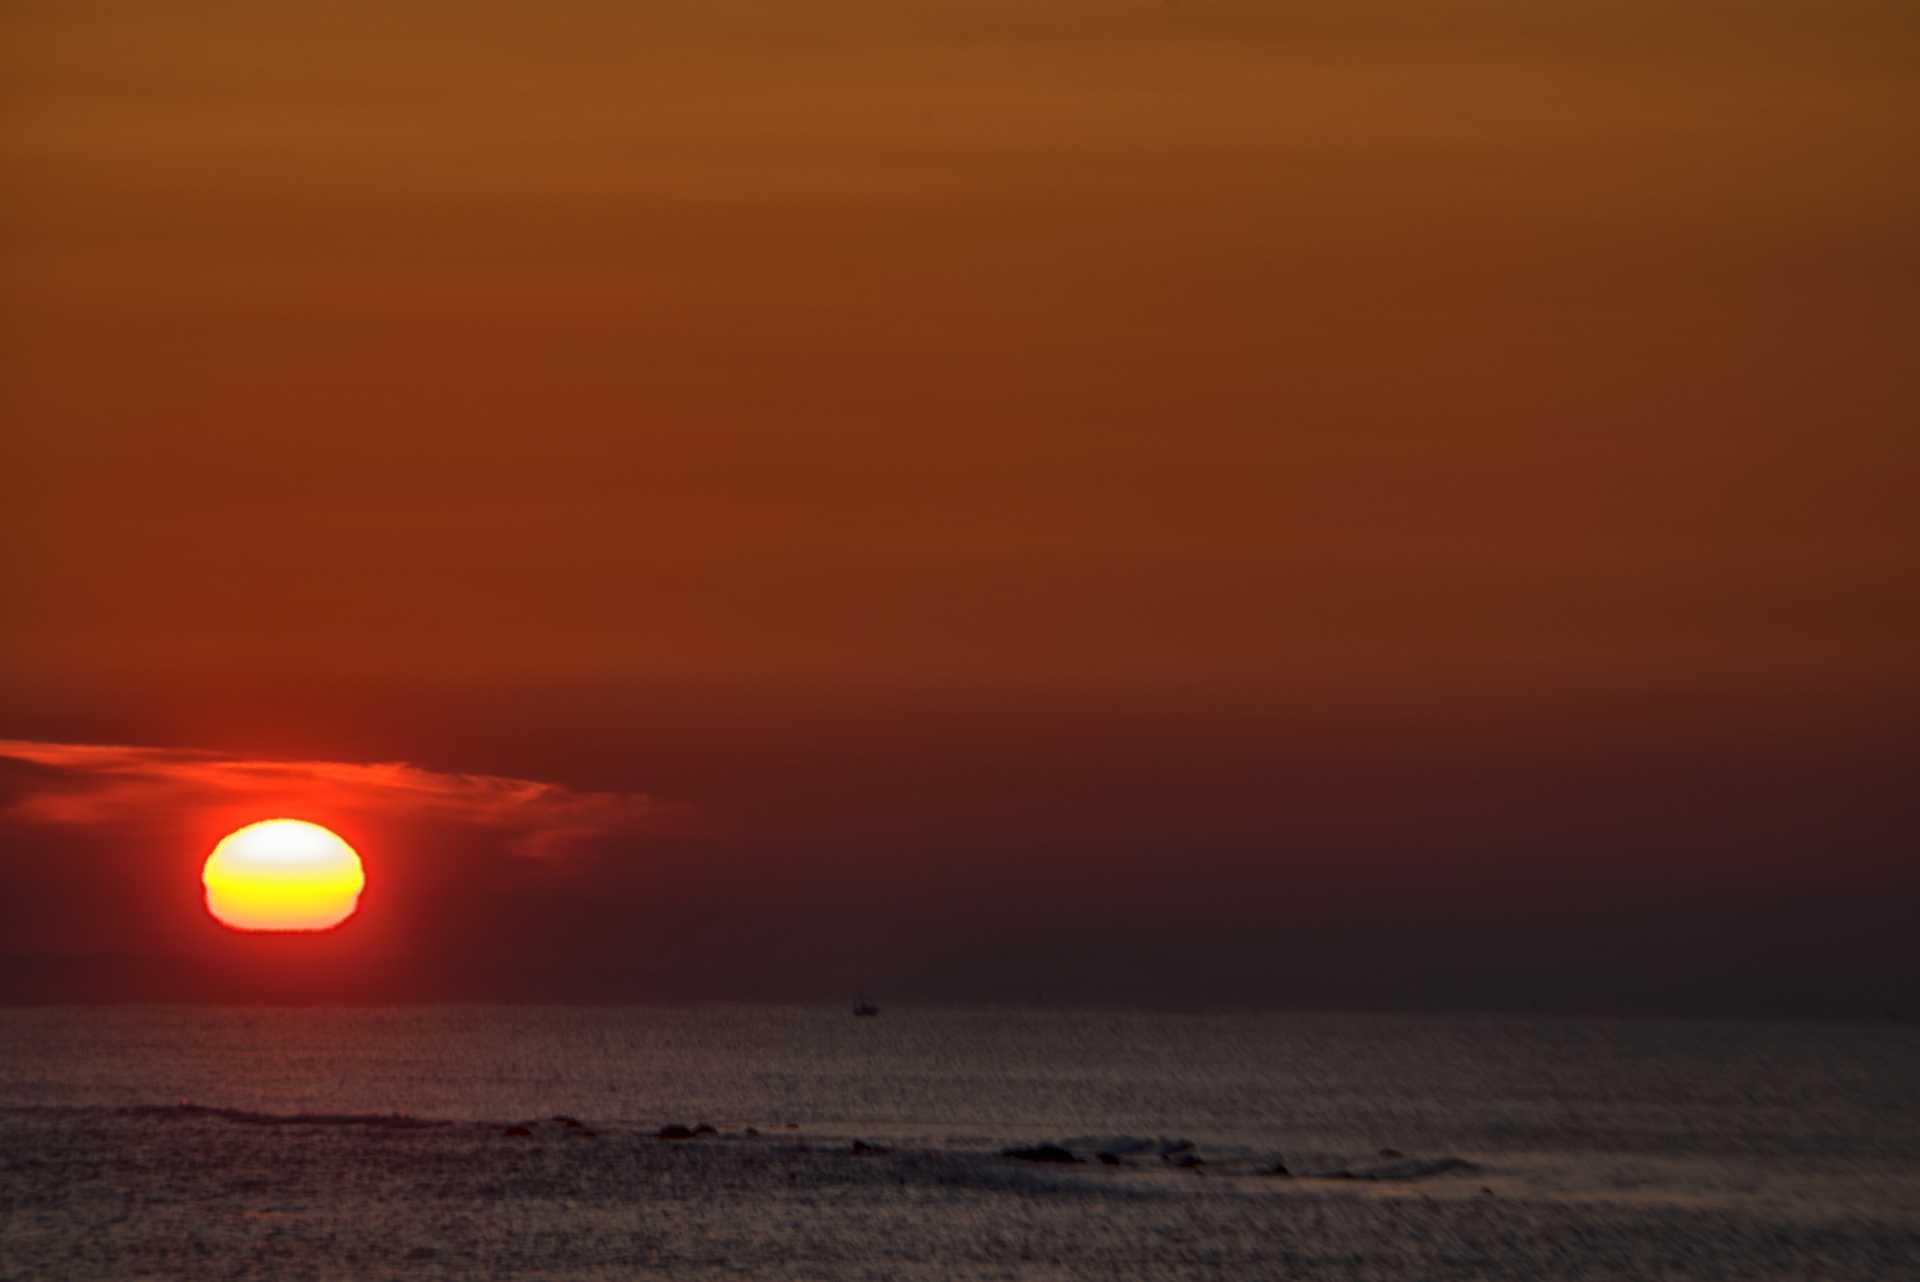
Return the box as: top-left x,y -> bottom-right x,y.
3,949 -> 1911,1024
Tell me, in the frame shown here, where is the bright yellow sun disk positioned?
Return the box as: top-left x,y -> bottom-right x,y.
202,819 -> 366,932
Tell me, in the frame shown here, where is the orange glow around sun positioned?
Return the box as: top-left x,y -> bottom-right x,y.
202,819 -> 366,932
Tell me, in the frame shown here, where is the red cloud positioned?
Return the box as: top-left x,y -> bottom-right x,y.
0,739 -> 694,857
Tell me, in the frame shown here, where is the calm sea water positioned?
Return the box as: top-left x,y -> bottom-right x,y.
6,1005 -> 1918,1157
3,1006 -> 1917,1279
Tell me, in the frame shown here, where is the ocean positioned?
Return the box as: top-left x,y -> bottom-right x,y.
2,1006 -> 1915,1279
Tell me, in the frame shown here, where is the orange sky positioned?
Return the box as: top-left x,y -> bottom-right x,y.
2,2 -> 1916,1009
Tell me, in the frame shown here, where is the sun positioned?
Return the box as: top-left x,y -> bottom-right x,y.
202,819 -> 366,932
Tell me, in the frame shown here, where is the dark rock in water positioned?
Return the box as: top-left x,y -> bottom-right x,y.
1157,1139 -> 1195,1157
1163,1152 -> 1205,1169
1002,1144 -> 1080,1163
1262,1160 -> 1291,1176
1295,1155 -> 1476,1181
1070,1136 -> 1156,1157
1095,1151 -> 1127,1166
743,1126 -> 761,1137
1482,1186 -> 1496,1196
134,1105 -> 448,1130
502,1125 -> 533,1138
850,1139 -> 889,1155
785,1122 -> 799,1130
1377,1147 -> 1404,1158
1366,1156 -> 1475,1180
1340,1156 -> 1476,1181
692,1123 -> 717,1136
656,1124 -> 698,1140
553,1115 -> 584,1128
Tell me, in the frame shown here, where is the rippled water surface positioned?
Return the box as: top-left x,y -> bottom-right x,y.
7,1006 -> 1917,1152
3,1006 -> 1916,1279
